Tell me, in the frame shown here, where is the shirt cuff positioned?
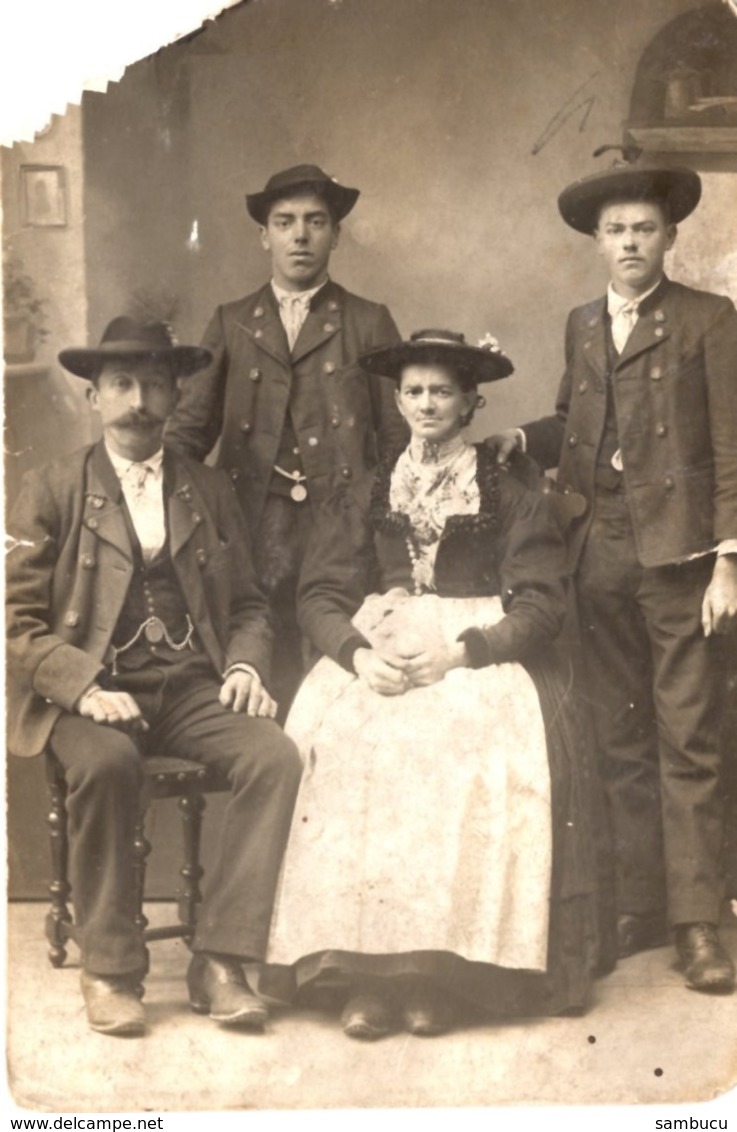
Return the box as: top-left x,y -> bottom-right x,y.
514,428 -> 527,454
223,662 -> 260,681
716,540 -> 737,557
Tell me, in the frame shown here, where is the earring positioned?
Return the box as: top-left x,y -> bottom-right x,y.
476,394 -> 486,411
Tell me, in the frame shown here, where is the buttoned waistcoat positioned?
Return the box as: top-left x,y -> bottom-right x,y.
6,442 -> 273,757
523,278 -> 737,569
164,280 -> 407,533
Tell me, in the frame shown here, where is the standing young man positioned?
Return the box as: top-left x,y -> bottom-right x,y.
166,164 -> 406,709
494,151 -> 737,992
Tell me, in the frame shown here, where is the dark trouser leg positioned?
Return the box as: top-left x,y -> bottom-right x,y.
49,715 -> 147,977
576,491 -> 666,916
253,493 -> 315,721
151,676 -> 302,959
640,557 -> 725,925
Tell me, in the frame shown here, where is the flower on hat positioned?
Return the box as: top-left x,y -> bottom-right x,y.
477,333 -> 502,353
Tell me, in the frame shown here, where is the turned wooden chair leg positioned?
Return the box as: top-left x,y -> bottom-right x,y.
178,790 -> 206,941
132,810 -> 151,978
45,759 -> 72,968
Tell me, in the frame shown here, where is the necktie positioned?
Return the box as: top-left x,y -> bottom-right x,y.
611,300 -> 639,354
121,462 -> 164,561
125,462 -> 151,501
279,294 -> 310,350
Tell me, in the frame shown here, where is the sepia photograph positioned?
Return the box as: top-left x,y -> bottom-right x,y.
2,0 -> 736,1121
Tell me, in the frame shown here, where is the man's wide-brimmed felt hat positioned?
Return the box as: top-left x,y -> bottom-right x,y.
359,329 -> 514,386
245,164 -> 360,225
58,317 -> 212,380
558,146 -> 702,235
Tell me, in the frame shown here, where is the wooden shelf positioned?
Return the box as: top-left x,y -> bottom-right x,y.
3,362 -> 51,379
625,124 -> 737,154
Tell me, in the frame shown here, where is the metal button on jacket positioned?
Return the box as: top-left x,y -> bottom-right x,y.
323,361 -> 336,374
578,380 -> 588,394
650,366 -> 662,381
240,420 -> 251,433
664,475 -> 675,490
249,368 -> 262,382
568,434 -> 579,447
64,611 -> 80,627
81,554 -> 95,569
196,548 -> 208,565
656,423 -> 668,437
340,466 -> 352,479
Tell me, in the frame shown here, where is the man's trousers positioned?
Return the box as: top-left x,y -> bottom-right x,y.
49,657 -> 302,977
576,486 -> 725,927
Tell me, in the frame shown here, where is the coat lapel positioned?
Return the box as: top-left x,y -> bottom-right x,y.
616,278 -> 672,369
580,298 -> 609,381
84,443 -> 133,562
291,281 -> 342,364
234,286 -> 291,369
166,454 -> 203,559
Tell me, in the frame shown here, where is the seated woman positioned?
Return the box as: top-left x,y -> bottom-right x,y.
258,329 -> 610,1039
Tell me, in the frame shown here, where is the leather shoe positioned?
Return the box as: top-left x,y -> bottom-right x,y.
187,952 -> 269,1027
402,983 -> 457,1037
340,991 -> 396,1040
617,911 -> 668,958
674,923 -> 735,994
80,970 -> 146,1036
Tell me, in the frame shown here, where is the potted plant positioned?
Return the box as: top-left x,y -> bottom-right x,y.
3,252 -> 51,364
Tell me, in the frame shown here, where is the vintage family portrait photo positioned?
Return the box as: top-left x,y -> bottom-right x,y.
2,0 -> 736,1120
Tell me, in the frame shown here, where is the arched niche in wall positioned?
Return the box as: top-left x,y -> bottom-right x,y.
624,0 -> 737,161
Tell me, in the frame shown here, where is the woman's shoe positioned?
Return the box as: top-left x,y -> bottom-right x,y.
402,983 -> 457,1037
340,991 -> 396,1040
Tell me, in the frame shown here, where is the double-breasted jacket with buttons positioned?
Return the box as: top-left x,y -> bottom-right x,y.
6,442 -> 274,758
523,278 -> 737,569
165,280 -> 407,533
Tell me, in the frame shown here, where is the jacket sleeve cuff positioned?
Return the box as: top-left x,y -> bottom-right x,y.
457,628 -> 491,670
337,634 -> 372,673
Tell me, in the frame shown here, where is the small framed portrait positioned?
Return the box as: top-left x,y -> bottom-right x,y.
20,164 -> 67,227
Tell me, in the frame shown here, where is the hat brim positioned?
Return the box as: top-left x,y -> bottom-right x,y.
558,165 -> 701,234
359,341 -> 514,385
59,343 -> 212,380
246,183 -> 360,225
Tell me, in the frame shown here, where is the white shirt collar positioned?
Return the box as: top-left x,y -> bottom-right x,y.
270,278 -> 328,307
105,442 -> 165,480
607,277 -> 662,318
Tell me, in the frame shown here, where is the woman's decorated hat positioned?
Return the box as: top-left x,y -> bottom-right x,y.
359,329 -> 514,387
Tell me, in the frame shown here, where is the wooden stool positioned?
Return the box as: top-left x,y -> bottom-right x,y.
45,752 -> 229,969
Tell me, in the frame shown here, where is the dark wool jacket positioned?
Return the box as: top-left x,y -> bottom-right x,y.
296,444 -> 568,671
165,280 -> 408,533
523,277 -> 737,569
6,442 -> 273,758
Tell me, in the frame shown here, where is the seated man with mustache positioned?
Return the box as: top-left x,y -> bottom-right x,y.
6,316 -> 302,1036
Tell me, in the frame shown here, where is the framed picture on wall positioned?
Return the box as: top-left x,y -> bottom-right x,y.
20,163 -> 67,227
